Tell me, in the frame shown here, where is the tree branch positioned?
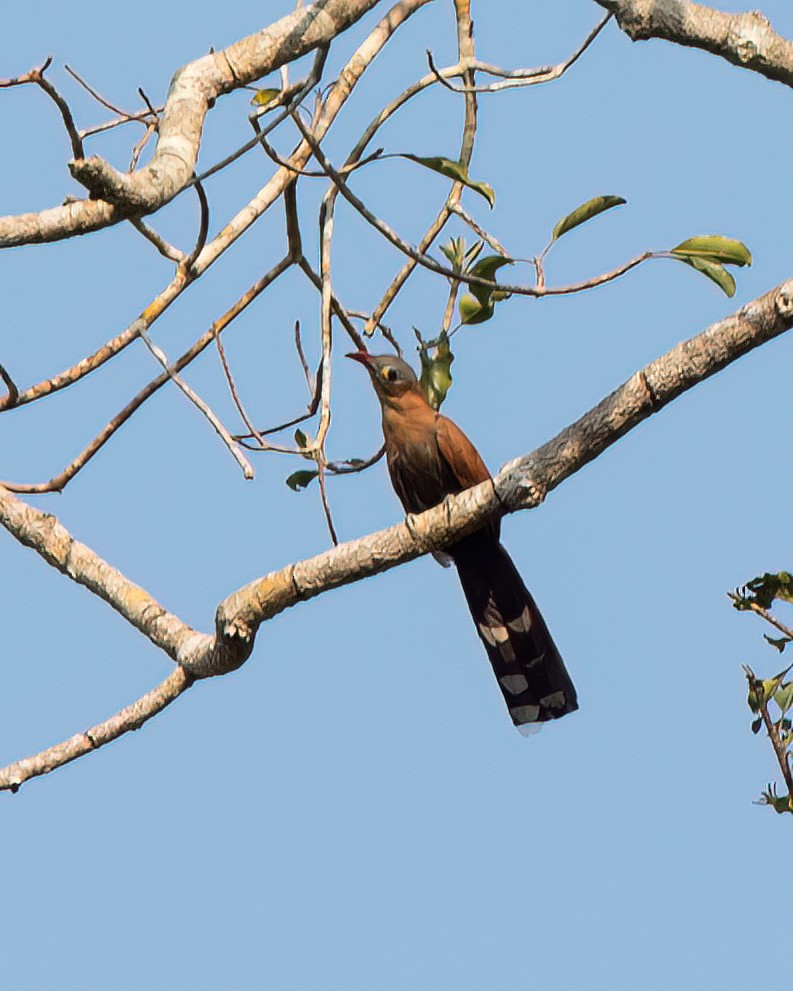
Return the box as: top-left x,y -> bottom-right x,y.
0,0 -> 426,414
595,0 -> 793,88
0,668 -> 194,793
0,488 -> 202,660
2,277 -> 792,788
0,0 -> 389,247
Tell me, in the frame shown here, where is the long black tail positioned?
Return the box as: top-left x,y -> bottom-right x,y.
452,533 -> 577,730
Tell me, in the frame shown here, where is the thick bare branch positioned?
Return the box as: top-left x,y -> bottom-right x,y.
0,488 -> 201,660
596,0 -> 793,87
0,0 -> 426,413
0,0 -> 389,247
213,278 -> 793,648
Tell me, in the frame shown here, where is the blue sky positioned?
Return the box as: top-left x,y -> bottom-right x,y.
2,2 -> 793,988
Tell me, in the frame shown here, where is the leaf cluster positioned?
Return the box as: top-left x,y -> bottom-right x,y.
745,663 -> 793,814
415,328 -> 454,410
735,571 -> 793,815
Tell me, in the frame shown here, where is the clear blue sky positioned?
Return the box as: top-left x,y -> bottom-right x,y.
2,2 -> 792,988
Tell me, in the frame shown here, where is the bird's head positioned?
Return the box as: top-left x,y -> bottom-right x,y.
346,351 -> 419,404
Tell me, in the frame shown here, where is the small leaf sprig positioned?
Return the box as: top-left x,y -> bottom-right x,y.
439,192 -> 752,332
731,573 -> 793,814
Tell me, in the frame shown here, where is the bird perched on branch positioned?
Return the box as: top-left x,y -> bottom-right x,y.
347,351 -> 577,732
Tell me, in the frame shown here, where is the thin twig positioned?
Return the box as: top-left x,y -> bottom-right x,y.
258,130 -> 384,177
365,0 -> 478,334
311,188 -> 337,543
728,595 -> 793,641
294,99 -> 654,300
283,179 -> 303,260
214,328 -> 267,448
138,327 -> 255,480
316,457 -> 339,544
236,413 -> 317,447
196,46 -> 329,186
181,175 -> 210,273
0,363 -> 19,410
234,359 -> 323,445
79,108 -> 161,140
348,312 -> 401,353
315,196 -> 335,448
137,87 -> 158,120
128,218 -> 184,262
0,56 -> 54,87
128,121 -> 157,171
327,443 -> 386,475
64,63 -> 129,116
294,321 -> 315,395
1,256 -> 293,493
3,57 -> 84,159
298,258 -> 366,350
451,203 -> 510,256
425,13 -> 611,94
440,277 -> 461,336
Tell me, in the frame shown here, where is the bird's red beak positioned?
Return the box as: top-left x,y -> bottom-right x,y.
346,351 -> 374,368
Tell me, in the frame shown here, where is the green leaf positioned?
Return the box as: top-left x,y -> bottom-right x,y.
467,255 -> 513,306
458,292 -> 494,325
463,240 -> 484,268
673,255 -> 736,297
775,573 -> 793,603
250,88 -> 280,109
285,469 -> 318,492
440,237 -> 464,270
774,683 -> 793,714
552,195 -> 626,240
439,237 -> 484,275
764,634 -> 793,653
671,236 -> 752,267
761,668 -> 791,702
400,155 -> 495,208
294,428 -> 315,459
415,329 -> 454,410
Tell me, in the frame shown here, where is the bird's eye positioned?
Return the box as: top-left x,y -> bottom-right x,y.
382,366 -> 398,383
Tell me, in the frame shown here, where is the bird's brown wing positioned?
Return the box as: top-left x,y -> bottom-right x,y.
434,414 -> 499,543
435,414 -> 491,489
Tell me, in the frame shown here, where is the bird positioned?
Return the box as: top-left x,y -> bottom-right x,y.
347,351 -> 578,732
